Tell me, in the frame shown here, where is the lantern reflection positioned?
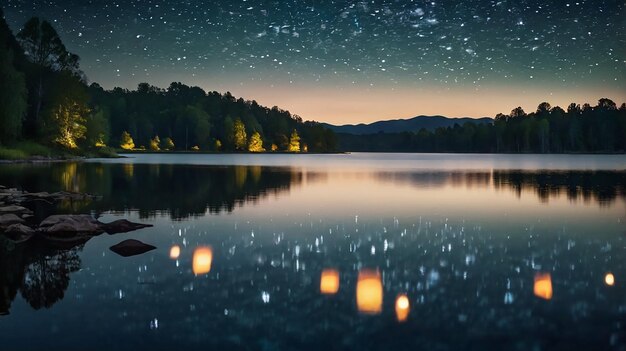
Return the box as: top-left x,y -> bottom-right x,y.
356,269 -> 383,314
192,246 -> 213,275
169,245 -> 181,259
395,294 -> 410,322
320,269 -> 340,295
534,273 -> 553,300
605,273 -> 615,286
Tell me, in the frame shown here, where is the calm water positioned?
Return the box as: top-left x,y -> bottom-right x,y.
0,153 -> 625,350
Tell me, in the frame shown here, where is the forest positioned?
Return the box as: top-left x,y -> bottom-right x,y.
1,9 -> 624,157
339,100 -> 626,153
0,10 -> 337,158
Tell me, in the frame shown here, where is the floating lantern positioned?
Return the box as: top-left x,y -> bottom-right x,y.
395,294 -> 410,322
192,246 -> 213,275
534,272 -> 553,300
605,273 -> 615,286
357,269 -> 383,314
320,269 -> 340,295
169,245 -> 181,259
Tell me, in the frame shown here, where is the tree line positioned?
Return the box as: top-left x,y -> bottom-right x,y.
338,100 -> 626,153
0,10 -> 338,153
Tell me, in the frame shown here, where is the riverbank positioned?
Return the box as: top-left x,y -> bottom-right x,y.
0,141 -> 119,162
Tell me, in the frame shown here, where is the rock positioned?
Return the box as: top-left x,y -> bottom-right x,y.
109,239 -> 156,257
5,223 -> 35,236
0,214 -> 25,228
2,224 -> 35,243
101,219 -> 153,234
39,214 -> 105,236
0,205 -> 32,215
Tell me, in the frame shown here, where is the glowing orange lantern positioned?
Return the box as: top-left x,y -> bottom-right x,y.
192,246 -> 213,275
357,269 -> 383,314
169,245 -> 181,259
395,294 -> 410,322
605,273 -> 615,286
534,273 -> 553,300
320,269 -> 340,295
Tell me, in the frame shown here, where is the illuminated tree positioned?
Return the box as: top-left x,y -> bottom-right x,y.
162,137 -> 175,150
120,131 -> 134,150
271,143 -> 278,151
214,139 -> 222,151
288,129 -> 300,152
248,131 -> 265,152
85,108 -> 109,147
233,118 -> 247,150
150,135 -> 160,151
48,98 -> 88,149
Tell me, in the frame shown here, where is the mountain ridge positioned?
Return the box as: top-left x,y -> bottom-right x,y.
321,115 -> 493,135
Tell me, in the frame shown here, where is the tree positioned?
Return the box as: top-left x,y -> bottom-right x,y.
162,137 -> 175,150
248,131 -> 265,152
0,47 -> 27,144
120,131 -> 135,150
150,135 -> 161,151
17,17 -> 81,132
233,118 -> 247,150
44,72 -> 89,148
85,108 -> 109,147
288,129 -> 301,152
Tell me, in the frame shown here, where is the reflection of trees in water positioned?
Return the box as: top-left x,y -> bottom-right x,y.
20,249 -> 81,309
0,163 -> 305,220
492,170 -> 626,205
376,170 -> 626,205
0,239 -> 82,314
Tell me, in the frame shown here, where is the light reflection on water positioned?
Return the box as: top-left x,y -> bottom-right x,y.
0,153 -> 624,350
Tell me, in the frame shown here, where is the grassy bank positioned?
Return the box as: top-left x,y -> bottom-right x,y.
0,141 -> 118,161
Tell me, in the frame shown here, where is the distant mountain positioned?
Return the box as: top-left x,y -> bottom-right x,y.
322,115 -> 493,135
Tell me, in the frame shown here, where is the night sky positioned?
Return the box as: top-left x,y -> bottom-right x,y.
3,0 -> 625,124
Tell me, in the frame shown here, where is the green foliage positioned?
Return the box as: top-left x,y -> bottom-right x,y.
85,108 -> 109,147
233,118 -> 247,151
120,131 -> 135,150
248,131 -> 265,152
150,135 -> 161,151
0,147 -> 28,160
44,75 -> 90,149
288,130 -> 301,152
0,49 -> 27,145
162,137 -> 175,150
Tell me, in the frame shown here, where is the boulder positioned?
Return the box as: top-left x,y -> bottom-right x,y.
101,219 -> 153,234
0,205 -> 32,215
5,223 -> 35,235
39,214 -> 105,236
0,214 -> 25,228
109,239 -> 156,257
2,223 -> 35,243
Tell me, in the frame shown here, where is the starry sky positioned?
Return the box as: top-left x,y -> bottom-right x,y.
3,0 -> 625,124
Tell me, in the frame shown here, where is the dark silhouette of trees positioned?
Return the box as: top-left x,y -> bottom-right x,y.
339,99 -> 625,153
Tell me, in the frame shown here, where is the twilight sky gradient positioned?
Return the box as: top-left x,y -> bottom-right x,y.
3,0 -> 625,124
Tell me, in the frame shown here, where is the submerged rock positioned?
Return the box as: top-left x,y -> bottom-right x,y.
101,219 -> 153,234
39,214 -> 105,236
109,239 -> 156,257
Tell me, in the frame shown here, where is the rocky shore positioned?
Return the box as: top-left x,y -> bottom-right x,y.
0,185 -> 154,254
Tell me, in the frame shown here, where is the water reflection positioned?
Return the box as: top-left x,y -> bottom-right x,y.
395,294 -> 410,322
605,273 -> 615,286
356,269 -> 383,314
169,245 -> 181,259
320,269 -> 340,295
0,238 -> 82,314
192,246 -> 213,275
533,273 -> 553,300
0,163 -> 623,223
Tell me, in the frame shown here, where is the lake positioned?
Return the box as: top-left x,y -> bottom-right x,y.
0,153 -> 625,350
